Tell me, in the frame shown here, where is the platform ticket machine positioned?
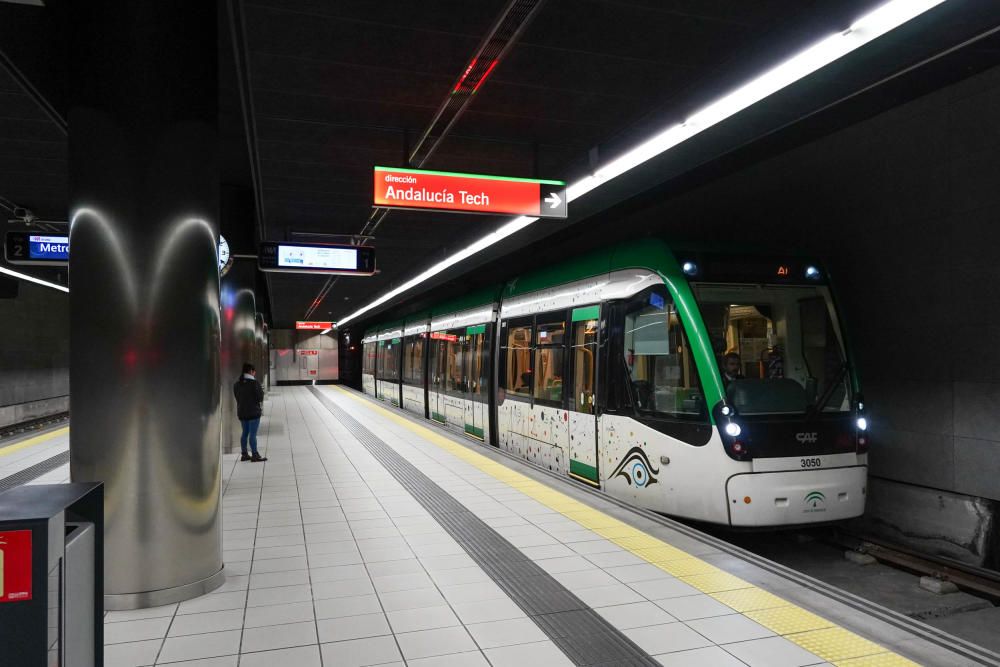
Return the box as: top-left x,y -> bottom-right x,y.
0,483 -> 103,667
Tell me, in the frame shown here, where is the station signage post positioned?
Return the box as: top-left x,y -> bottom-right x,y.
373,166 -> 567,218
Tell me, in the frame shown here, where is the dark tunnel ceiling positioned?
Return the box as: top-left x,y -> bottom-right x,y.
2,1 -> 999,329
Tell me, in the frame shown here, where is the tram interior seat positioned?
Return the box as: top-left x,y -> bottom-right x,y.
727,378 -> 809,415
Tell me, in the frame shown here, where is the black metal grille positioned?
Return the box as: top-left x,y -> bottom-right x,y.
310,387 -> 658,666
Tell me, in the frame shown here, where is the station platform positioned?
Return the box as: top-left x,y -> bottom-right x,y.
0,387 -> 993,667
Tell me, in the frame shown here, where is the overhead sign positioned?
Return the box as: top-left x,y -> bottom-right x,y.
0,530 -> 33,603
4,231 -> 69,266
373,166 -> 567,219
296,321 -> 334,331
259,242 -> 376,276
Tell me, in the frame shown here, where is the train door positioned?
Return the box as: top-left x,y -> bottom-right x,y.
464,325 -> 488,440
568,306 -> 600,485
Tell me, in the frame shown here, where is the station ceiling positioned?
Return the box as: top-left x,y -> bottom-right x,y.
1,1 -> 999,330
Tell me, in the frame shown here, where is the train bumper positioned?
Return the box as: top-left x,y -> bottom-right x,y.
726,466 -> 867,527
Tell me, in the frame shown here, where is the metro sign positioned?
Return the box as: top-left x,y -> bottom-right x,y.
296,321 -> 334,331
374,166 -> 567,219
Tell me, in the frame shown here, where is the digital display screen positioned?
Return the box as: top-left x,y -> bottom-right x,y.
278,244 -> 357,270
28,235 -> 69,261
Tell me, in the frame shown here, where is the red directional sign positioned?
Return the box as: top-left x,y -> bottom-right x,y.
296,321 -> 334,331
374,166 -> 567,219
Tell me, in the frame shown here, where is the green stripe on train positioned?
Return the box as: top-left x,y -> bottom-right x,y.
464,424 -> 485,438
571,305 -> 600,322
570,459 -> 598,481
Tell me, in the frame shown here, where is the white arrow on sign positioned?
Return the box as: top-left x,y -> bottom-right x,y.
544,192 -> 562,209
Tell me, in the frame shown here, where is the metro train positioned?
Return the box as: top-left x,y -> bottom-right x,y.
361,240 -> 868,527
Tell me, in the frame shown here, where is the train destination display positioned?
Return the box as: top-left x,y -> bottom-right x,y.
373,166 -> 567,219
258,241 -> 376,276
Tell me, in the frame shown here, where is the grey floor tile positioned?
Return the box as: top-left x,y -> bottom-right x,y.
168,609 -> 244,637
386,604 -> 461,633
176,591 -> 247,615
438,581 -> 507,604
595,601 -> 677,630
105,604 -> 178,624
157,630 -> 242,664
451,598 -> 527,624
156,656 -> 237,667
584,550 -> 647,568
654,646 -> 749,667
630,577 -> 702,601
251,556 -> 308,574
721,636 -> 825,667
313,577 -> 376,600
314,593 -> 383,620
465,617 -> 547,649
395,626 -> 478,660
365,558 -> 425,578
655,595 -> 739,621
317,612 -> 392,643
575,584 -> 646,607
243,600 -> 315,628
246,583 -> 312,607
103,638 -> 162,667
319,634 -> 402,667
483,640 -> 575,667
606,563 -> 672,584
405,650 -> 491,667
241,620 -> 318,653
377,587 -> 446,612
689,614 -> 774,644
238,645 -> 321,667
249,569 -> 310,590
371,571 -> 434,593
534,555 -> 595,574
310,564 -> 370,583
624,622 -> 714,655
104,617 -> 172,645
551,568 -> 620,590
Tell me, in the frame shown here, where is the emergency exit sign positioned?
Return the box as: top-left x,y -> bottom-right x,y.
374,166 -> 567,218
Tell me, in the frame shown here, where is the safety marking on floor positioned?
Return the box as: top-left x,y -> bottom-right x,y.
330,387 -> 919,666
0,426 -> 69,458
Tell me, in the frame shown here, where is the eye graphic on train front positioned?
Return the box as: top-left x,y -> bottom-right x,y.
610,447 -> 659,488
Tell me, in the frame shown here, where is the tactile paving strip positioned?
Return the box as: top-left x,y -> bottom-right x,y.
0,450 -> 69,494
310,387 -> 659,667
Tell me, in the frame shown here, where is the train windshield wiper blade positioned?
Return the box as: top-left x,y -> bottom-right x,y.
813,363 -> 849,413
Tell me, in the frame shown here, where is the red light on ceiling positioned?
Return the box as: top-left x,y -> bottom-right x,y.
471,59 -> 499,94
454,58 -> 478,93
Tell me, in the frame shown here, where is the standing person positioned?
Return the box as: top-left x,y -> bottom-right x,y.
234,363 -> 267,462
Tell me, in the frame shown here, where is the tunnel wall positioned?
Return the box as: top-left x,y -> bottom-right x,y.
631,64 -> 1000,564
0,280 -> 69,428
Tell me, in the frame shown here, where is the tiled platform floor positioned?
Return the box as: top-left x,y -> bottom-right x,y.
0,387 -> 981,666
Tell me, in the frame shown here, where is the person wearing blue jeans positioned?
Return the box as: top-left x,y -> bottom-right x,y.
233,362 -> 268,462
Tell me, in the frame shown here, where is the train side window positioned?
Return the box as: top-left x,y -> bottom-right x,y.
501,319 -> 533,400
466,325 -> 489,402
381,338 -> 400,381
623,287 -> 705,420
442,330 -> 465,396
570,314 -> 598,414
403,334 -> 425,385
363,342 -> 376,375
429,332 -> 449,394
534,315 -> 567,406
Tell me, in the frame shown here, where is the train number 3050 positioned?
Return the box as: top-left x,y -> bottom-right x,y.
800,458 -> 823,468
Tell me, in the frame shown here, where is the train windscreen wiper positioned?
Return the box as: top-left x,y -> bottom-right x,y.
811,362 -> 849,414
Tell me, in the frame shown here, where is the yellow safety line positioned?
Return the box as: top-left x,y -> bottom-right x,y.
0,426 -> 69,458
330,387 -> 921,666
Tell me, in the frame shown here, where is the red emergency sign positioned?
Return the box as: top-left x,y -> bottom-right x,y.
374,166 -> 567,218
0,529 -> 32,603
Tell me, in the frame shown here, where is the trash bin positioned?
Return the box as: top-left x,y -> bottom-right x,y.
0,483 -> 103,667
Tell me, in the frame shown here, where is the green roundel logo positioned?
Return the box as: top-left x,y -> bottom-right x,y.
804,491 -> 826,511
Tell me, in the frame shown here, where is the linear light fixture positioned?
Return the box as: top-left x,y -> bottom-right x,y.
0,265 -> 69,293
337,0 -> 947,327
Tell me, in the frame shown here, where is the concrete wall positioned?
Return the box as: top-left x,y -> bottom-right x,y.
625,64 -> 1000,564
0,280 -> 69,428
270,329 -> 338,383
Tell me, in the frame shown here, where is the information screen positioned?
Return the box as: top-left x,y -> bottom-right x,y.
4,231 -> 70,266
258,242 -> 376,276
28,235 -> 69,261
278,245 -> 357,271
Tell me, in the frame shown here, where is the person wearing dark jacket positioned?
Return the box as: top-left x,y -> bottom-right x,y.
233,363 -> 267,462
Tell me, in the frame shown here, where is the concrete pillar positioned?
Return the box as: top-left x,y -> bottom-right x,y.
67,0 -> 224,608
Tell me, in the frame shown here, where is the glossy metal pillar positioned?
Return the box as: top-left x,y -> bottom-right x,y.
220,261 -> 258,454
67,1 -> 224,608
254,313 -> 266,390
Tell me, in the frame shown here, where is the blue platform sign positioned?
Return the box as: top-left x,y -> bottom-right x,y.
28,235 -> 69,261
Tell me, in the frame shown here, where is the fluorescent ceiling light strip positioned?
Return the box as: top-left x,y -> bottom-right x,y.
0,265 -> 69,293
337,0 -> 946,327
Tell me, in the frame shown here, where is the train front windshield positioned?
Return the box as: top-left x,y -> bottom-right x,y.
691,283 -> 851,416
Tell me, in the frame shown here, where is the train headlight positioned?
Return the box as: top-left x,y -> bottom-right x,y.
856,417 -> 868,431
682,261 -> 698,276
720,405 -> 732,417
724,422 -> 742,437
805,265 -> 821,280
